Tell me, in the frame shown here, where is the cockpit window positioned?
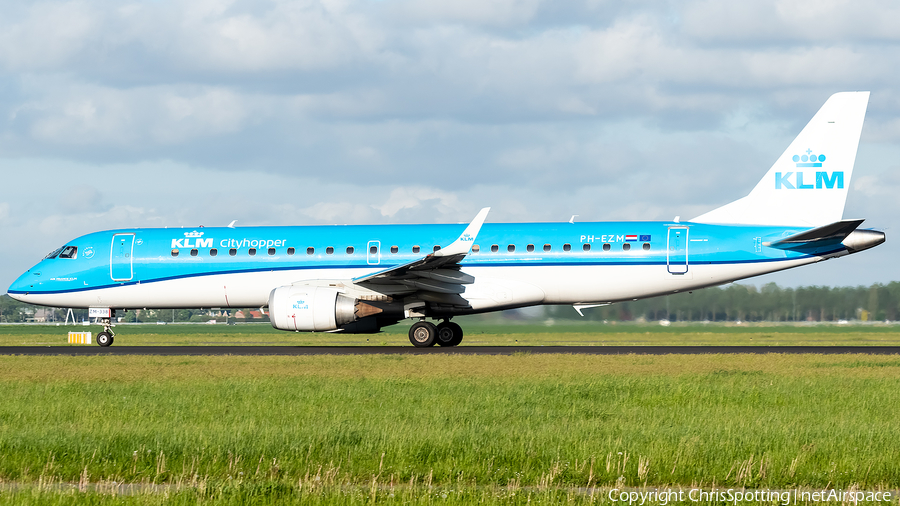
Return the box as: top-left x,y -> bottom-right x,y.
58,246 -> 78,259
44,246 -> 65,259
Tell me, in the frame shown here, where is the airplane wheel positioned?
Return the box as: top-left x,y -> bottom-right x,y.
409,321 -> 437,347
435,321 -> 463,347
97,331 -> 114,347
446,322 -> 463,346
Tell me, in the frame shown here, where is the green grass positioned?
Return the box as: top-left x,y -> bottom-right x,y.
1,353 -> 899,499
2,323 -> 900,505
2,319 -> 900,346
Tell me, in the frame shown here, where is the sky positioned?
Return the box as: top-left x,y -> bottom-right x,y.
2,0 -> 900,291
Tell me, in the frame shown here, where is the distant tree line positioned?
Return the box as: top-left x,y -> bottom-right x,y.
546,282 -> 900,322
0,298 -> 269,324
3,281 -> 899,324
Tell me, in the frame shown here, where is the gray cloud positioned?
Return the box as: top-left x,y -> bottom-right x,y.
1,0 -> 899,289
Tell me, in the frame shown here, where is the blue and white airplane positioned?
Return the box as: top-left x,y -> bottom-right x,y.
7,92 -> 885,347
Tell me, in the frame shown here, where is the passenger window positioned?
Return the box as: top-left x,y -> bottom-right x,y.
491,244 -> 499,252
391,246 -> 398,254
370,246 -> 378,254
433,245 -> 441,252
326,247 -> 334,255
171,249 -> 179,257
210,248 -> 218,257
229,248 -> 237,256
58,246 -> 78,259
249,248 -> 256,256
583,244 -> 590,252
623,243 -> 631,251
563,243 -> 571,252
643,243 -> 651,251
508,244 -> 515,252
287,247 -> 295,255
305,247 -> 313,255
602,243 -> 611,251
543,244 -> 551,252
472,244 -> 480,252
413,245 -> 420,253
190,249 -> 198,257
347,246 -> 354,254
526,244 -> 534,252
268,248 -> 276,255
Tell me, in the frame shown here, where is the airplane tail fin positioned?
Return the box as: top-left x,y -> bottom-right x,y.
692,92 -> 869,227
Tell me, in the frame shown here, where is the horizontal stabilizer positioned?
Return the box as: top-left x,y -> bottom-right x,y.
764,219 -> 864,249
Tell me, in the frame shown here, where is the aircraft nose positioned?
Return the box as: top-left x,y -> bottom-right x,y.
8,269 -> 40,300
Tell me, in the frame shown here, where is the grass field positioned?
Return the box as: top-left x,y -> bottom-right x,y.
2,318 -> 900,347
1,346 -> 899,504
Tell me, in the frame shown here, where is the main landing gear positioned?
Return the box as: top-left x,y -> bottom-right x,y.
408,320 -> 464,348
96,317 -> 115,347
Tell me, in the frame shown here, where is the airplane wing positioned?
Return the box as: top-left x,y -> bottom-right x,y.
352,207 -> 490,306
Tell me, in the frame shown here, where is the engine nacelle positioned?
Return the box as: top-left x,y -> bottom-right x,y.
268,286 -> 357,331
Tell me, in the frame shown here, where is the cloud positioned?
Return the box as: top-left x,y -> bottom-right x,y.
58,185 -> 106,214
12,83 -> 254,148
680,0 -> 900,44
0,0 -> 899,289
376,186 -> 465,219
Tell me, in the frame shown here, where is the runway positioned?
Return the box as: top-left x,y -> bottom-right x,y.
2,345 -> 900,356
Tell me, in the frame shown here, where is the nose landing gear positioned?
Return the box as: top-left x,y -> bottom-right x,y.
408,320 -> 463,348
96,315 -> 116,347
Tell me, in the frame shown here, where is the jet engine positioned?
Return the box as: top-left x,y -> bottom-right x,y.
268,286 -> 360,331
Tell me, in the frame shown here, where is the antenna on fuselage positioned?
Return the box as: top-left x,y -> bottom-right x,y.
227,220 -> 237,228
569,215 -> 578,224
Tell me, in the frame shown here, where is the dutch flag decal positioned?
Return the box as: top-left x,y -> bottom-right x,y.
625,235 -> 638,242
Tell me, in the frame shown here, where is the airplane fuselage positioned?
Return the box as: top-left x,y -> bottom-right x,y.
7,221 -> 856,313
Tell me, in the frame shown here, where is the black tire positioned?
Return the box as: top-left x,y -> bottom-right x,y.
435,321 -> 463,347
408,321 -> 437,347
97,331 -> 114,347
446,321 -> 463,346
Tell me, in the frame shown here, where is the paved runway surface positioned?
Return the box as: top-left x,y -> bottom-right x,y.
2,345 -> 900,356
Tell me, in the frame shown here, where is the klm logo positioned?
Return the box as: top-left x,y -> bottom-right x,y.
171,230 -> 214,249
793,149 -> 825,168
775,171 -> 844,189
777,150 -> 842,189
461,233 -> 473,242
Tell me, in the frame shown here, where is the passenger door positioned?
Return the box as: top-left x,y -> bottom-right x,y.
110,233 -> 135,281
666,227 -> 689,274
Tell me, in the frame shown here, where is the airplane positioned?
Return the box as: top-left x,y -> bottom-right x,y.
6,92 -> 885,347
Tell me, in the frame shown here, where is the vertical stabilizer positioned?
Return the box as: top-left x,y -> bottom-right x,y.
692,92 -> 869,226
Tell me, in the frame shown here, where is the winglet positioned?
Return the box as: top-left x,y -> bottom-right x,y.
434,207 -> 490,257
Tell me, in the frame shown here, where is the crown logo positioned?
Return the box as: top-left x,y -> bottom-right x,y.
184,231 -> 204,238
792,149 -> 825,168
